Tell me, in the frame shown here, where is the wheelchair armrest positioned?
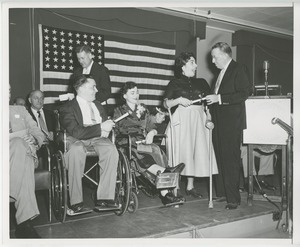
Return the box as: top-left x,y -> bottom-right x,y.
54,129 -> 67,153
153,134 -> 167,140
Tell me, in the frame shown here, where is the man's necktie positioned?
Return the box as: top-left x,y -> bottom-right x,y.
88,103 -> 97,124
214,69 -> 225,94
37,110 -> 49,134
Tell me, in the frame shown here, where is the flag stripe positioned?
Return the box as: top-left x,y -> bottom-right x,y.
105,57 -> 174,70
39,24 -> 175,106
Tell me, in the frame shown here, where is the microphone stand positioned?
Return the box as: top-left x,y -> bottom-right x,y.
272,117 -> 293,234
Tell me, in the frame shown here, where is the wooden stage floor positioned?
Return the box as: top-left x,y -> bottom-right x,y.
9,178 -> 292,240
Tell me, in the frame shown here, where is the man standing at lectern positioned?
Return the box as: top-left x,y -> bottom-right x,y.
206,42 -> 250,210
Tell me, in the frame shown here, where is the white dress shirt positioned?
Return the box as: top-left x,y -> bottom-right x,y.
76,95 -> 102,126
30,107 -> 47,129
216,59 -> 232,104
82,60 -> 94,75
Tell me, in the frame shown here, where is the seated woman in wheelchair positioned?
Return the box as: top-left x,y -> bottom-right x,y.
113,81 -> 185,206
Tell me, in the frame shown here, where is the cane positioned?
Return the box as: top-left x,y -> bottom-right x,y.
205,107 -> 214,209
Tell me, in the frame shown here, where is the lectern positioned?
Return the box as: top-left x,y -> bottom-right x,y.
243,96 -> 291,208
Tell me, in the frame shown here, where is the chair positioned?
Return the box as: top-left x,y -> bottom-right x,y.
51,111 -> 131,222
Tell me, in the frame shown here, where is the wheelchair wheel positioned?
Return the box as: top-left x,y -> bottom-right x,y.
114,149 -> 131,216
127,191 -> 138,214
51,150 -> 68,222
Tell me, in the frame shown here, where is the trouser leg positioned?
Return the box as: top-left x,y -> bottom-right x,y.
10,138 -> 39,224
92,138 -> 119,200
221,131 -> 242,204
64,140 -> 86,205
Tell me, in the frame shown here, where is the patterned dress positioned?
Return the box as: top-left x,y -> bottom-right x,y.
113,103 -> 167,170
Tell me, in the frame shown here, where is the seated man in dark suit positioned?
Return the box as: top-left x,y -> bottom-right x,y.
9,85 -> 45,238
28,90 -> 56,141
59,74 -> 119,214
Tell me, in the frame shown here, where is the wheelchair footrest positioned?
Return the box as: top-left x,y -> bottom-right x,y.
94,204 -> 122,212
156,172 -> 179,189
66,207 -> 93,216
161,200 -> 185,208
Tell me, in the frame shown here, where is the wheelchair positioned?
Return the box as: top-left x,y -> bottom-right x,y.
116,133 -> 181,213
51,111 -> 132,222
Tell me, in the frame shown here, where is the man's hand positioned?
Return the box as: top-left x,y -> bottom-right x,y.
23,134 -> 37,146
100,120 -> 115,138
205,94 -> 220,105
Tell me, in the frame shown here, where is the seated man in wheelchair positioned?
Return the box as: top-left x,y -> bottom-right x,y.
113,81 -> 185,206
59,74 -> 119,214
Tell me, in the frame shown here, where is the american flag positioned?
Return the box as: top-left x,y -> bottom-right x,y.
39,24 -> 176,106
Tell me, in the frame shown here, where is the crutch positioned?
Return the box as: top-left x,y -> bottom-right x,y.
167,107 -> 180,196
205,106 -> 214,209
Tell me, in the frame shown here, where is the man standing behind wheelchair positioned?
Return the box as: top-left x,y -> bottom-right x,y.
113,81 -> 185,206
59,74 -> 119,214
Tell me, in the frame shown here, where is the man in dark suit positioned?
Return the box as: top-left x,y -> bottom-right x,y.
59,74 -> 119,214
206,42 -> 250,210
73,45 -> 111,103
28,90 -> 56,141
9,85 -> 45,238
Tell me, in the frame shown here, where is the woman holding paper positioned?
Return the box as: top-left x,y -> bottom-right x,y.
164,52 -> 218,198
113,81 -> 185,205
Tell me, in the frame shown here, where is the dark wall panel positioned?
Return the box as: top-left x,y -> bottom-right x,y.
9,9 -> 33,104
233,30 -> 293,95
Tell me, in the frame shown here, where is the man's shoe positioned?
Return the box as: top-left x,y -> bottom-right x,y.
186,188 -> 203,198
95,200 -> 120,211
164,163 -> 185,174
225,202 -> 238,210
69,202 -> 84,214
15,220 -> 41,238
161,192 -> 183,205
212,196 -> 226,202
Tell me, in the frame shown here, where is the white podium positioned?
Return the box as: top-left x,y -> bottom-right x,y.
243,96 -> 291,207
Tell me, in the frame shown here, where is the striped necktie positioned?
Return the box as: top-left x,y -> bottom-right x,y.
37,110 -> 49,134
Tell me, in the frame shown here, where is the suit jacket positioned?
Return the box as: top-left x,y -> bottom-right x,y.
59,98 -> 108,140
74,62 -> 111,103
28,107 -> 56,132
9,105 -> 45,147
210,60 -> 250,131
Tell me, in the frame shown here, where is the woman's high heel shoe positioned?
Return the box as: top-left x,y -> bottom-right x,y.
186,188 -> 203,198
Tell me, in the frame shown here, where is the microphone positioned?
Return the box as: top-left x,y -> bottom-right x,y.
263,60 -> 270,70
272,117 -> 293,136
263,60 -> 270,96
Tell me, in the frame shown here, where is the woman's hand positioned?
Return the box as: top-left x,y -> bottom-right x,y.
145,129 -> 157,144
178,97 -> 192,107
